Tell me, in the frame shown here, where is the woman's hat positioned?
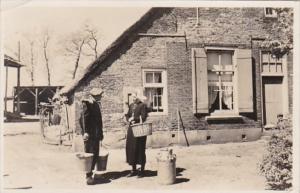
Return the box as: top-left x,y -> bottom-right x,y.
135,93 -> 147,101
90,88 -> 104,96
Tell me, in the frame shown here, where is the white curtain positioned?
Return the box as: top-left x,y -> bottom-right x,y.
222,86 -> 233,110
208,86 -> 218,109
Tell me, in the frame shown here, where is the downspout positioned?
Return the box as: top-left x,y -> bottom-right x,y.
250,35 -> 266,131
194,49 -> 198,114
196,7 -> 199,26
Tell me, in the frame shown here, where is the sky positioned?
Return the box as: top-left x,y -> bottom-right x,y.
2,1 -> 149,88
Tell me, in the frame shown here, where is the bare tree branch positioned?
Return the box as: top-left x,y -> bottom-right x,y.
22,35 -> 36,86
72,39 -> 85,79
84,24 -> 99,60
42,30 -> 51,86
63,23 -> 101,79
29,41 -> 35,85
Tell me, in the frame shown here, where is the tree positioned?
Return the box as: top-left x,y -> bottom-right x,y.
25,36 -> 37,86
84,24 -> 100,60
64,23 -> 101,79
22,35 -> 37,86
29,40 -> 35,85
65,32 -> 87,79
261,8 -> 293,58
42,30 -> 51,86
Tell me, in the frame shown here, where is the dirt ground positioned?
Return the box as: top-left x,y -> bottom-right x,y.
2,122 -> 268,191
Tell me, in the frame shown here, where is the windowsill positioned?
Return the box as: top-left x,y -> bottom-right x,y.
264,15 -> 278,18
205,112 -> 242,121
148,112 -> 168,116
264,124 -> 277,129
261,73 -> 284,77
211,69 -> 234,73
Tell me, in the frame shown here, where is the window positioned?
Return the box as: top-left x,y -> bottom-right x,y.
192,48 -> 253,115
261,51 -> 283,75
264,8 -> 277,18
207,50 -> 235,113
143,69 -> 167,114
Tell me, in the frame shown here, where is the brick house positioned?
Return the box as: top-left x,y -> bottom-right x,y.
61,7 -> 293,146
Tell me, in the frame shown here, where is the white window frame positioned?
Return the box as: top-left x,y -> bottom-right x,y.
264,8 -> 277,18
206,47 -> 239,116
261,51 -> 284,76
142,69 -> 168,115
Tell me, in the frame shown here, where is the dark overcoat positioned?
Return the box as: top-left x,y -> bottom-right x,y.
125,101 -> 148,166
79,101 -> 103,172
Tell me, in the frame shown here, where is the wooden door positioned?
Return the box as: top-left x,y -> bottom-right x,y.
263,77 -> 283,126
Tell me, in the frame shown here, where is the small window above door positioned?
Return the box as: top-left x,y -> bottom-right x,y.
264,8 -> 277,18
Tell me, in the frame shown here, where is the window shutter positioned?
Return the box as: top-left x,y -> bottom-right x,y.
237,49 -> 253,113
192,48 -> 209,113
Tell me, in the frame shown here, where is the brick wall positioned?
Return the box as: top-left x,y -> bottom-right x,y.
73,7 -> 291,133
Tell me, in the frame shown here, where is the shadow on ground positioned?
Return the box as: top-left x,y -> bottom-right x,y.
4,132 -> 39,137
175,168 -> 190,184
93,167 -> 189,185
95,170 -> 131,180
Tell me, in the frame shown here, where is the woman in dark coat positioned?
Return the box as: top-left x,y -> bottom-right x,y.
125,94 -> 148,178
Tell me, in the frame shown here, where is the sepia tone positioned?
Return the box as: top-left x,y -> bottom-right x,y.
1,3 -> 298,192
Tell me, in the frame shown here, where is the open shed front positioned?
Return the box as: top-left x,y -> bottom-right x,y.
14,86 -> 62,115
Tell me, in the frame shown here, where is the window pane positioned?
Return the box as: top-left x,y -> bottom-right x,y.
145,87 -> 163,112
270,54 -> 277,63
266,8 -> 273,15
262,53 -> 269,63
207,52 -> 219,69
145,73 -> 153,83
221,74 -> 232,82
277,57 -> 283,63
208,72 -> 219,83
222,86 -> 233,110
221,52 -> 232,66
154,72 -> 162,83
269,63 -> 276,72
262,63 -> 269,72
208,86 -> 219,110
276,63 -> 283,72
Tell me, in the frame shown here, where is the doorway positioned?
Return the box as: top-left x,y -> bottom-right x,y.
262,77 -> 283,126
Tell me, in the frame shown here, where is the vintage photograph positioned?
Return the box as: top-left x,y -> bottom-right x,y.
1,0 -> 299,192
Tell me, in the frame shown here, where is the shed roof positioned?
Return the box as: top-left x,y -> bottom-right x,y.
60,8 -> 172,96
4,54 -> 24,68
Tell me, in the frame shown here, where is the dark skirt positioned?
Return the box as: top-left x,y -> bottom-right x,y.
126,126 -> 147,166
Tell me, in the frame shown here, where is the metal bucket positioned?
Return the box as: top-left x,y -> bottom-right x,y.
75,152 -> 93,172
96,153 -> 109,171
72,134 -> 84,152
157,149 -> 176,185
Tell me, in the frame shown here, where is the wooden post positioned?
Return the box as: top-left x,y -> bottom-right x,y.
177,107 -> 180,144
178,110 -> 190,147
65,104 -> 71,140
196,7 -> 199,25
5,66 -> 8,112
16,67 -> 21,114
35,88 -> 38,115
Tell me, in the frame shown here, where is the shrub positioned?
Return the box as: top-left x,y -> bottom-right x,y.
260,123 -> 293,190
